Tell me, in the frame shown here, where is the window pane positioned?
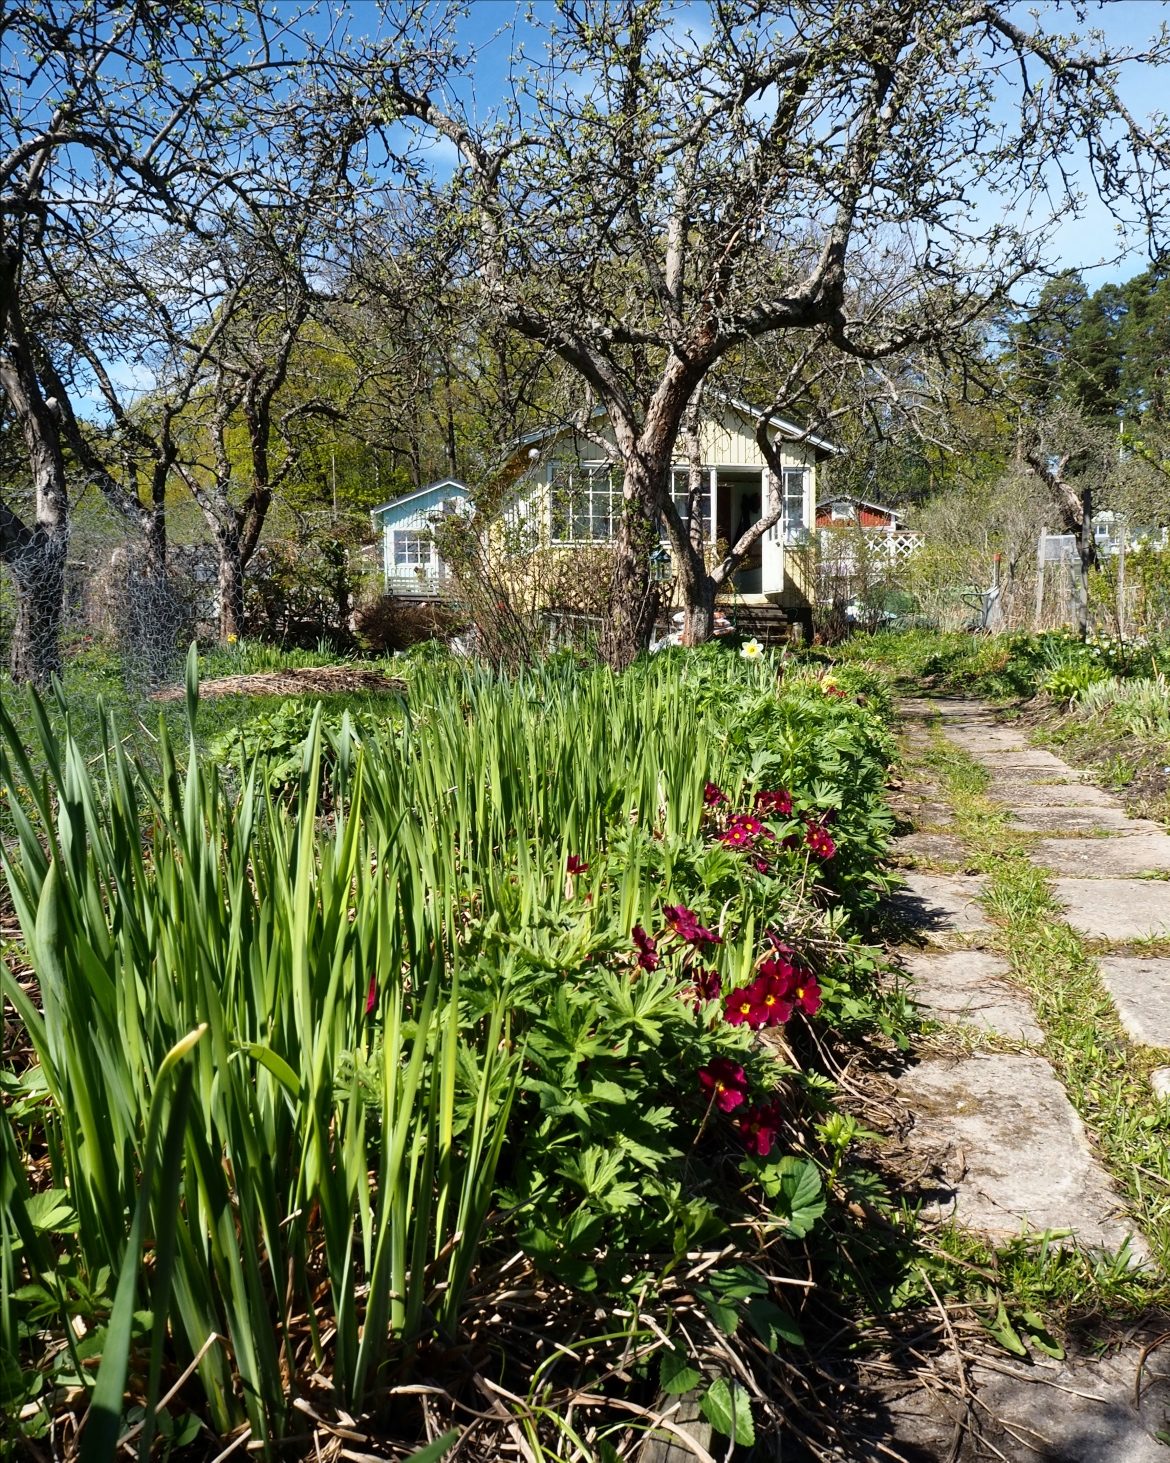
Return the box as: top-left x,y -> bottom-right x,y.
671,467 -> 709,537
394,531 -> 429,566
783,469 -> 806,537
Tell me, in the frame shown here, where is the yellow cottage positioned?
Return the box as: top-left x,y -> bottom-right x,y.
371,399 -> 838,636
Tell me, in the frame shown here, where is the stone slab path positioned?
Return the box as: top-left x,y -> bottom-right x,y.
890,871 -> 991,941
879,696 -> 1166,1461
897,1051 -> 1142,1253
1056,876 -> 1170,941
900,949 -> 1043,1043
1100,956 -> 1170,1047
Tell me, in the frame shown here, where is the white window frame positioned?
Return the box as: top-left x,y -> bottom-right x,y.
668,466 -> 715,544
781,467 -> 809,544
392,529 -> 434,568
548,462 -> 618,544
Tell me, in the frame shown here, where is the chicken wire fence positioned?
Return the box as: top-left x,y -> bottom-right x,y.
0,495 -> 207,696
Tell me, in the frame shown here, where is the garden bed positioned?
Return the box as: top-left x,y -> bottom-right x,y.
1,645 -> 914,1460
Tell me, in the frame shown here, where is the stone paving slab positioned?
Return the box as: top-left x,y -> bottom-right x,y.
972,748 -> 1084,774
896,1052 -> 1145,1255
1054,877 -> 1170,941
903,949 -> 1043,1043
1099,956 -> 1170,1048
890,872 -> 991,939
874,1342 -> 1170,1463
944,726 -> 1029,752
1012,805 -> 1156,835
892,831 -> 971,866
988,778 -> 1120,809
1030,831 -> 1170,878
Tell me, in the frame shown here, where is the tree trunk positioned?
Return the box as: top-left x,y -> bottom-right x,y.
1075,485 -> 1095,640
8,527 -> 67,684
608,462 -> 660,667
677,549 -> 716,645
217,536 -> 245,641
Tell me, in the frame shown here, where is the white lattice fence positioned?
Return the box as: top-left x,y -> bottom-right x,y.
875,529 -> 924,567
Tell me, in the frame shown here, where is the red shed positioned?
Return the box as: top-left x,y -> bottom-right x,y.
815,495 -> 906,530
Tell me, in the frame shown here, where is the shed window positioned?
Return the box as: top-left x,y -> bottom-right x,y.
782,469 -> 807,542
550,464 -> 616,543
393,530 -> 432,567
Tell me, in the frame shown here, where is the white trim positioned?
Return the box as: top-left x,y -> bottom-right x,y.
516,394 -> 841,456
369,477 -> 470,519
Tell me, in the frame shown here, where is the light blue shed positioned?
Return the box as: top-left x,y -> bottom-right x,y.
368,478 -> 471,596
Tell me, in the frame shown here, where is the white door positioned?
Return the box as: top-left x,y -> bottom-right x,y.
761,468 -> 784,595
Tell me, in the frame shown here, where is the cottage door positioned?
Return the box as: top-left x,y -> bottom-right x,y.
761,469 -> 784,596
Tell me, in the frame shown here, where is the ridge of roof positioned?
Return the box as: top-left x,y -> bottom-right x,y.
368,477 -> 470,517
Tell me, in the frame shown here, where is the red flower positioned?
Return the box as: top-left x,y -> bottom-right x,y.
765,931 -> 797,957
804,821 -> 837,859
365,974 -> 378,1016
747,973 -> 794,1027
698,1057 -> 748,1113
692,968 -> 722,1013
757,956 -> 796,992
791,973 -> 822,1017
704,781 -> 728,806
566,855 -> 589,875
632,925 -> 660,971
723,985 -> 759,1027
755,789 -> 793,816
752,855 -> 770,874
735,1098 -> 783,1157
694,968 -> 722,1003
720,822 -> 754,848
663,904 -> 722,946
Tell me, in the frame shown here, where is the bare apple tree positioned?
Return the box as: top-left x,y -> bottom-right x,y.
347,0 -> 1170,661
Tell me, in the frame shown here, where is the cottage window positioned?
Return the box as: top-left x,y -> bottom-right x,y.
669,468 -> 712,539
782,468 -> 807,543
549,464 -> 616,543
393,530 -> 432,567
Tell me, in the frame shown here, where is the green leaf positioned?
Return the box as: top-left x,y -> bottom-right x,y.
237,1042 -> 301,1098
659,1346 -> 703,1396
773,1157 -> 826,1238
403,1429 -> 461,1463
1020,1310 -> 1065,1360
745,1295 -> 804,1351
699,1377 -> 755,1445
23,1189 -> 76,1235
984,1297 -> 1027,1357
697,1288 -> 739,1336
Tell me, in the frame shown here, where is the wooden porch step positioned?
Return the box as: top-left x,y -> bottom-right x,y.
725,602 -> 799,647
